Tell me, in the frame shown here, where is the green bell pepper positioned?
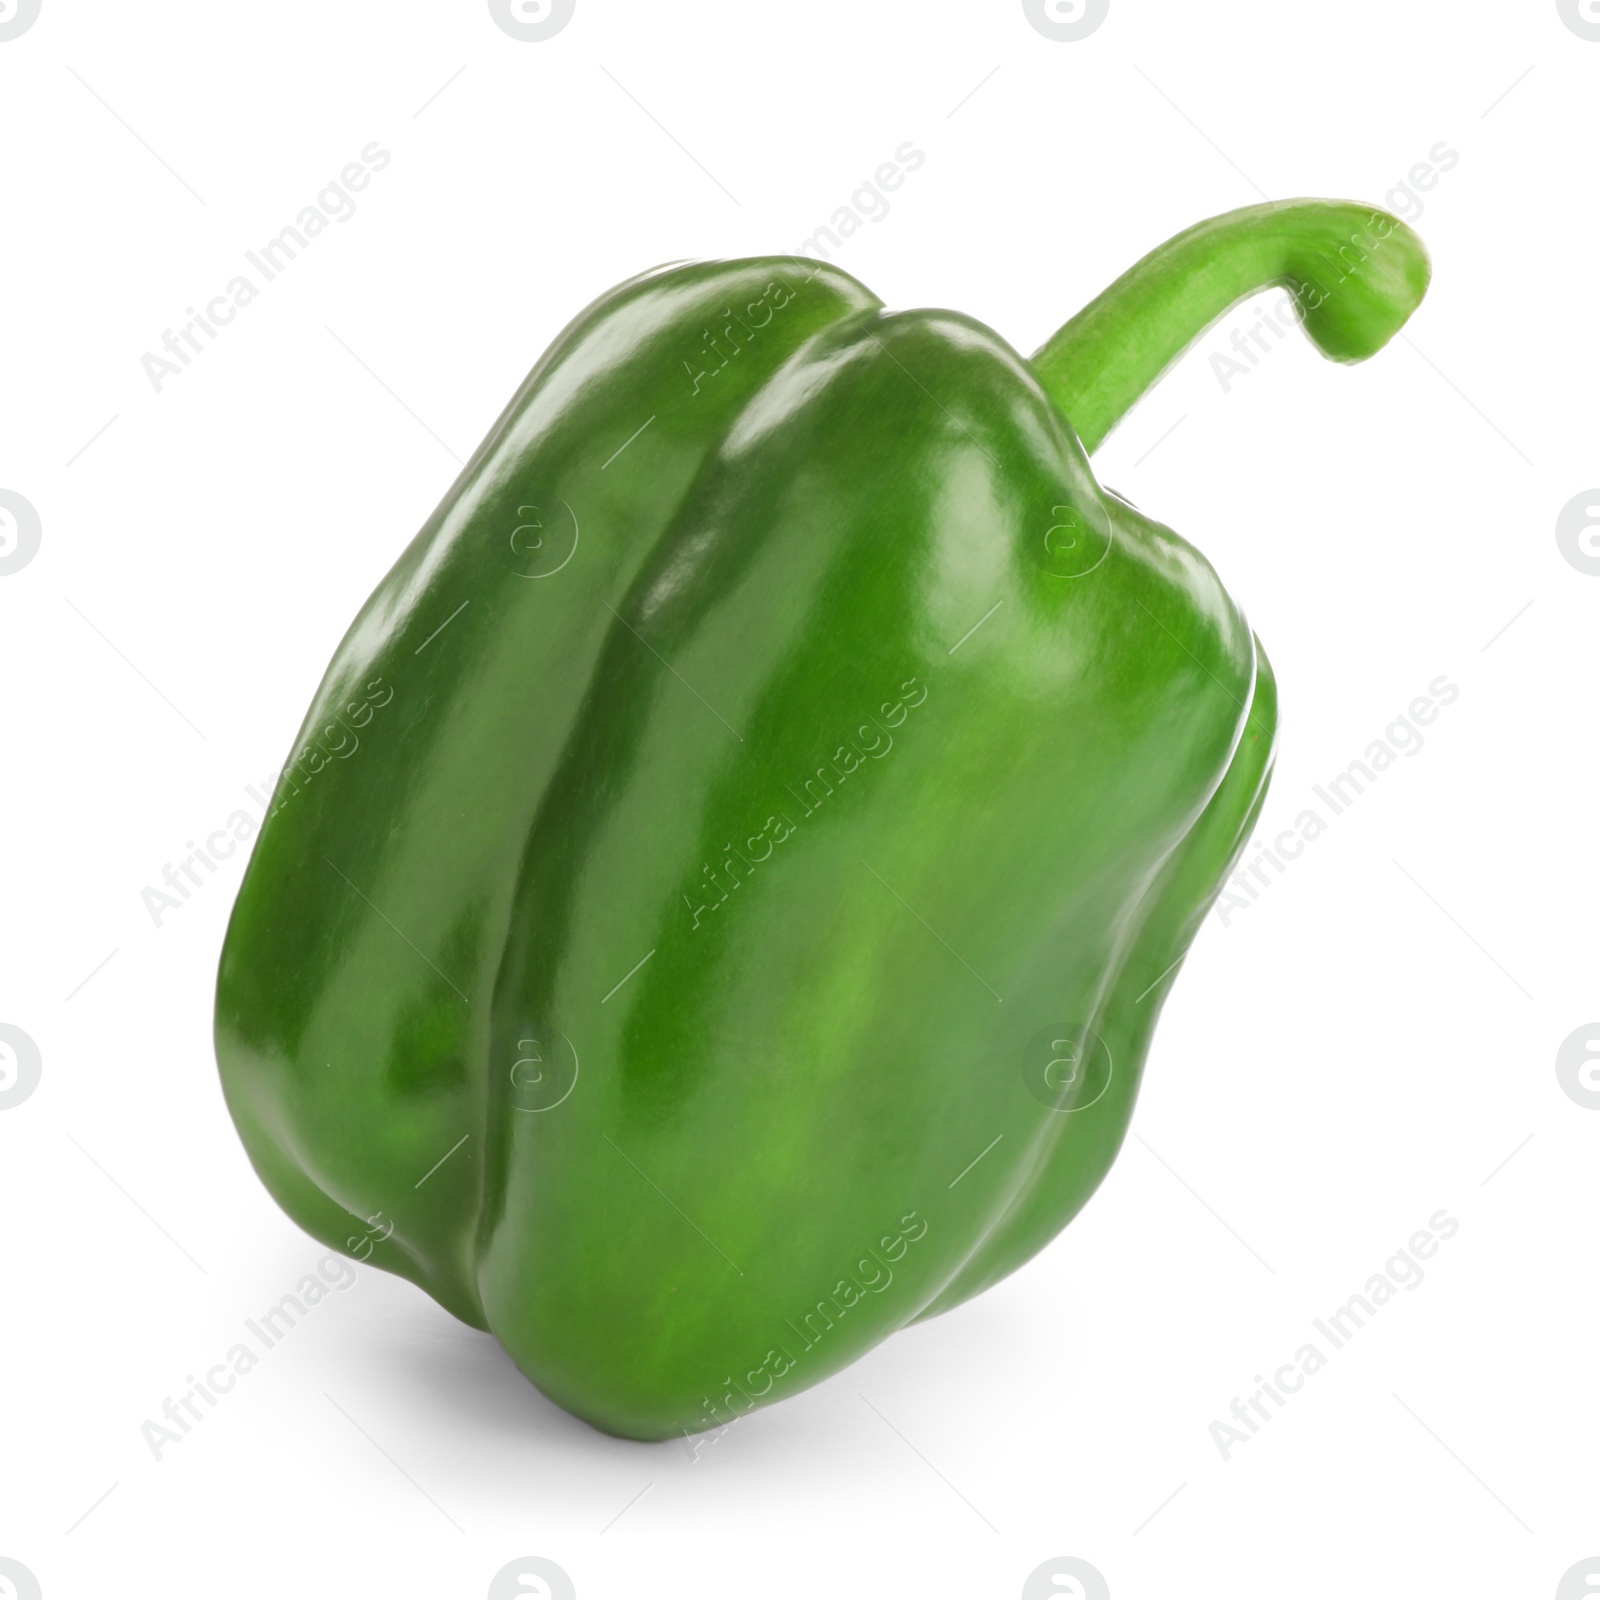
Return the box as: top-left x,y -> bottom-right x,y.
216,200 -> 1428,1441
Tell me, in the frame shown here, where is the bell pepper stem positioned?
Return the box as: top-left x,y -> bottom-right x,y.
1032,199 -> 1430,455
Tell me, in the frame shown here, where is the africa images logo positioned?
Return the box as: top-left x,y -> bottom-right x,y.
489,0 -> 575,42
0,0 -> 41,42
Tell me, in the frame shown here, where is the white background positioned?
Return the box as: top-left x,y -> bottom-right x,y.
2,3 -> 1595,1597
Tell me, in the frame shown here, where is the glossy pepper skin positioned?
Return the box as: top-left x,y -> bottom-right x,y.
216,201 -> 1429,1440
